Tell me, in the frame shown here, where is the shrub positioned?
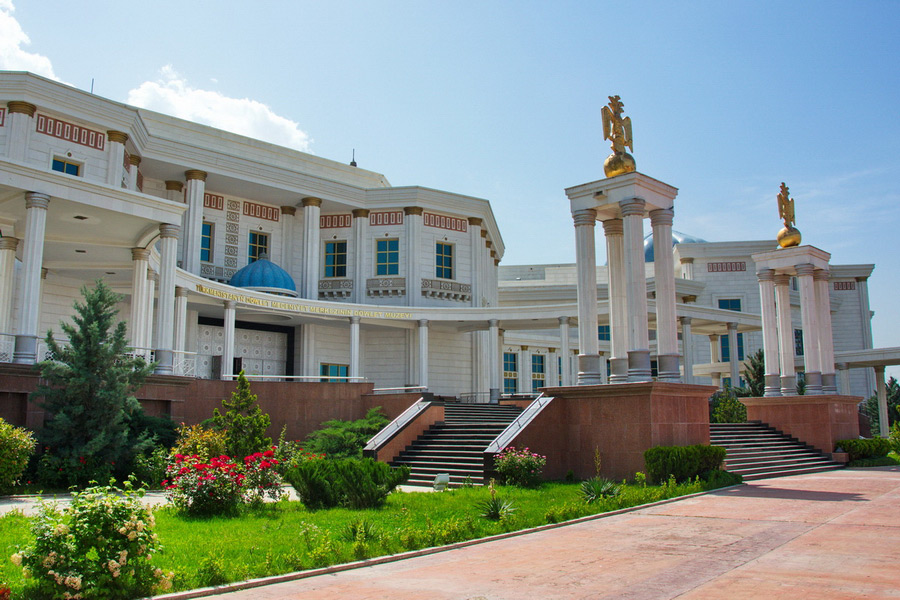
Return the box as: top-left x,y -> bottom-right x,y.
644,444 -> 727,484
581,477 -> 621,504
13,480 -> 173,598
283,457 -> 409,509
303,407 -> 390,459
130,446 -> 169,489
210,371 -> 273,460
163,454 -> 245,516
0,418 -> 35,494
478,480 -> 515,521
170,424 -> 227,462
241,448 -> 286,505
836,437 -> 892,461
494,446 -> 546,488
710,389 -> 747,423
889,421 -> 900,455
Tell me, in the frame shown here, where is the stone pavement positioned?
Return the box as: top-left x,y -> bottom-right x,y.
183,467 -> 900,600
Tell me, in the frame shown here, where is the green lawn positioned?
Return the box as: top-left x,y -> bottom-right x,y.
0,477 -> 736,595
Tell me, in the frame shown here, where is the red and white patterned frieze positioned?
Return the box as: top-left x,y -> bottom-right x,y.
243,201 -> 280,221
369,211 -> 404,226
35,114 -> 105,150
423,212 -> 467,233
707,261 -> 746,273
0,108 -> 5,127
204,193 -> 225,211
136,171 -> 144,193
321,214 -> 352,228
833,281 -> 856,291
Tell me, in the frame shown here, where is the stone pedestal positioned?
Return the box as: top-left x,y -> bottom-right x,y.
741,395 -> 861,454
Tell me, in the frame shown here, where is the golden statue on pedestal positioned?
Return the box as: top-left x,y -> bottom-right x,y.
601,95 -> 636,177
776,182 -> 802,248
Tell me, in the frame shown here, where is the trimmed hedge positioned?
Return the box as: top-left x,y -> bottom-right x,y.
284,457 -> 410,509
836,438 -> 892,461
644,444 -> 727,484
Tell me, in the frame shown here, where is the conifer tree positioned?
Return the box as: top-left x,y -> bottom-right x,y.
211,371 -> 272,459
34,279 -> 155,487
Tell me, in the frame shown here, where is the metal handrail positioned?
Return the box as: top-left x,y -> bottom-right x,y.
371,385 -> 427,394
484,393 -> 554,454
222,374 -> 368,382
363,398 -> 430,453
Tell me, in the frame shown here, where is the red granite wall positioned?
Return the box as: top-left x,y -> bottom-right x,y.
742,395 -> 862,453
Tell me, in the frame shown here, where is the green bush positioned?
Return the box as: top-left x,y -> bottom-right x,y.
494,446 -> 547,488
580,477 -> 621,504
889,422 -> 900,455
303,407 -> 390,459
170,424 -> 227,462
130,446 -> 169,489
644,444 -> 727,484
284,457 -> 409,509
836,437 -> 892,461
709,389 -> 747,423
0,418 -> 35,494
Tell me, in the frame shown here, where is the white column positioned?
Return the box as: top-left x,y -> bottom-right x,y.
182,170 -> 207,275
547,348 -> 559,387
13,192 -> 49,364
0,237 -> 19,335
558,316 -> 571,386
757,268 -> 781,396
468,217 -> 483,306
796,263 -> 822,394
165,181 -> 185,264
144,271 -> 157,354
680,317 -> 694,384
106,131 -> 128,187
4,102 -> 36,161
417,319 -> 429,389
814,270 -> 837,393
680,257 -> 694,280
518,347 -> 531,394
223,300 -> 236,379
573,208 -> 601,384
489,319 -> 501,402
875,366 -> 889,438
129,248 -> 150,348
280,206 -> 296,269
302,323 -> 317,378
174,286 -> 188,354
650,208 -> 679,381
405,207 -> 423,307
127,154 -> 141,190
352,209 -> 369,303
856,276 -> 876,396
302,197 -> 322,299
349,316 -> 360,381
774,274 -> 797,395
620,199 -> 651,381
836,363 -> 852,396
708,334 -> 722,389
154,224 -> 180,374
727,322 -> 740,386
603,218 -> 628,382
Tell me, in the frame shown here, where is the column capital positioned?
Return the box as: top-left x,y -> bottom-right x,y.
25,192 -> 50,210
480,229 -> 488,238
813,269 -> 830,282
488,318 -> 499,327
131,247 -> 151,261
302,196 -> 322,208
350,315 -> 361,324
679,316 -> 693,325
280,205 -> 297,216
680,257 -> 694,264
485,240 -> 492,249
159,223 -> 181,239
127,154 -> 142,167
708,334 -> 719,341
148,270 -> 159,283
351,208 -> 370,219
773,273 -> 792,286
175,286 -> 188,298
572,208 -> 597,227
184,169 -> 207,182
404,206 -> 424,216
727,322 -> 738,332
223,299 -> 236,310
855,275 -> 869,283
757,268 -> 775,282
548,347 -> 557,353
649,208 -> 675,227
682,294 -> 697,303
106,130 -> 129,144
418,318 -> 429,327
618,198 -> 646,217
41,267 -> 48,280
467,216 -> 483,227
0,237 -> 19,251
795,263 -> 815,277
494,258 -> 500,266
601,218 -> 623,235
7,101 -> 36,117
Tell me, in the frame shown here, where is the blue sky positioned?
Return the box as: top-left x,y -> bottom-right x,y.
2,1 -> 898,377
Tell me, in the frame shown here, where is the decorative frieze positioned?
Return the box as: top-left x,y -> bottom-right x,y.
204,193 -> 225,210
424,212 -> 467,233
366,277 -> 406,297
320,214 -> 351,228
319,278 -> 353,298
833,281 -> 856,291
243,201 -> 279,222
707,261 -> 746,273
369,211 -> 403,226
35,114 -> 105,150
421,278 -> 471,301
0,107 -> 6,126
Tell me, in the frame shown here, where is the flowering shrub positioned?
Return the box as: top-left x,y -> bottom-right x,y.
0,417 -> 35,493
12,480 -> 173,599
242,448 -> 285,505
170,424 -> 227,462
494,446 -> 546,488
163,454 -> 244,516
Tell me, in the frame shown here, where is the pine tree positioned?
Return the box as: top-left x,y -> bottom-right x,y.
34,280 -> 155,487
739,349 -> 766,397
210,371 -> 272,459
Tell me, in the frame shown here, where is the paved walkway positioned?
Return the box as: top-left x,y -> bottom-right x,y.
191,467 -> 900,600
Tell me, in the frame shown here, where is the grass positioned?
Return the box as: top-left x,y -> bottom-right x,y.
848,451 -> 900,468
0,476 -> 738,595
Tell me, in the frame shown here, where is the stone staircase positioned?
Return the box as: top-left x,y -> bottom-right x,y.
711,421 -> 845,481
392,403 -> 523,487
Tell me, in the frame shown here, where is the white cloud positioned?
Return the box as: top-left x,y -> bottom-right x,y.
127,66 -> 312,152
0,1 -> 62,81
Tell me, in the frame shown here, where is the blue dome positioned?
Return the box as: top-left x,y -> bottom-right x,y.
643,230 -> 708,262
229,256 -> 298,297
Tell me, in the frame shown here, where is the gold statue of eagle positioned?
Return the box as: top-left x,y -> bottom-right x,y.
601,95 -> 635,177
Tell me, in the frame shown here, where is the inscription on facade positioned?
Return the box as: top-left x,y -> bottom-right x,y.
35,114 -> 105,150
424,212 -> 468,233
707,261 -> 746,273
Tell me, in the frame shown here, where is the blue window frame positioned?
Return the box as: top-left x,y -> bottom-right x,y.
436,242 -> 453,279
376,238 -> 399,275
248,231 -> 268,263
201,221 -> 213,262
503,352 -> 517,395
319,363 -> 348,382
531,354 -> 545,392
718,299 -> 745,362
325,241 -> 347,277
794,329 -> 804,356
52,158 -> 80,176
598,325 -> 611,341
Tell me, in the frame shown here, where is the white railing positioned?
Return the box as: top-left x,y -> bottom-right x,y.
37,338 -> 69,361
372,385 -> 427,394
0,333 -> 14,363
173,351 -> 197,377
125,347 -> 157,363
222,374 -> 368,383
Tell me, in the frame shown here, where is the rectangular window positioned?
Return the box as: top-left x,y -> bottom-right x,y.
51,158 -> 80,176
718,299 -> 745,362
435,242 -> 453,279
598,325 -> 611,341
531,354 -> 545,392
319,363 -> 348,382
201,221 -> 214,263
248,231 -> 269,263
325,241 -> 347,277
503,352 -> 518,395
794,328 -> 804,356
375,238 -> 399,276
